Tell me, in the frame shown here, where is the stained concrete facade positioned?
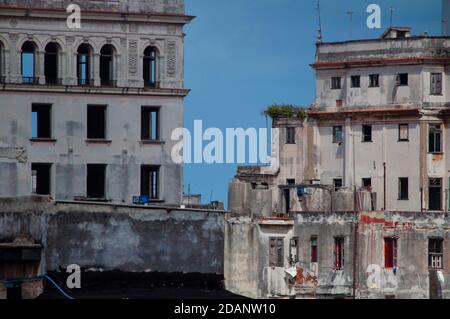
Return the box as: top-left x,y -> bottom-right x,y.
226,28 -> 450,299
0,0 -> 193,205
0,196 -> 226,299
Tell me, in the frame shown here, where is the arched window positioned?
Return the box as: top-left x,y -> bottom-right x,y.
143,46 -> 158,88
100,44 -> 115,86
45,42 -> 59,85
77,44 -> 92,85
21,41 -> 37,84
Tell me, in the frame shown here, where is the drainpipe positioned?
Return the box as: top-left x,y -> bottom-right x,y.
352,213 -> 359,299
383,162 -> 387,211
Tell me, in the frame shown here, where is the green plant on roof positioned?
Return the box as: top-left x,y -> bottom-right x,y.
263,104 -> 306,119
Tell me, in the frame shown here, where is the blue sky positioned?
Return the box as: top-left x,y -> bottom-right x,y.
183,0 -> 442,205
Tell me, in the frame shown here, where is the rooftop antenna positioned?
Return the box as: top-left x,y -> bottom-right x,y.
347,10 -> 354,39
389,6 -> 395,27
316,0 -> 323,42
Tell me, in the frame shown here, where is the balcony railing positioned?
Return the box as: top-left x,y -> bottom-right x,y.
144,81 -> 161,89
78,78 -> 92,86
100,79 -> 117,87
22,76 -> 39,85
0,76 -> 5,84
45,77 -> 63,86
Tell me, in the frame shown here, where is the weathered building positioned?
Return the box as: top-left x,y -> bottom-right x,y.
226,27 -> 450,299
0,0 -> 193,205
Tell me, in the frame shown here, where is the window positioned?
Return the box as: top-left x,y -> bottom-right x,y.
269,238 -> 284,267
429,125 -> 442,153
369,74 -> 379,87
310,236 -> 318,263
289,238 -> 299,265
31,163 -> 51,195
362,178 -> 372,190
398,178 -> 409,200
286,127 -> 295,144
361,125 -> 372,142
32,104 -> 52,139
428,238 -> 444,269
384,238 -> 398,268
86,164 -> 106,199
87,105 -> 107,139
331,77 -> 341,89
336,99 -> 343,108
351,75 -> 360,88
398,124 -> 409,141
141,165 -> 160,200
333,126 -> 343,143
334,237 -> 345,270
333,178 -> 343,191
396,73 -> 408,86
77,44 -> 92,85
143,46 -> 158,87
21,41 -> 37,84
286,179 -> 296,186
44,42 -> 59,85
429,178 -> 442,211
100,45 -> 114,86
430,73 -> 443,95
0,40 -> 3,83
141,107 -> 160,141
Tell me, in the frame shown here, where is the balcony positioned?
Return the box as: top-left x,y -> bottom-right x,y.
144,81 -> 161,89
45,77 -> 63,86
22,76 -> 39,85
78,78 -> 93,86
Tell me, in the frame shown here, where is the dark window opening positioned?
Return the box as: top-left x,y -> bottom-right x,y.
333,126 -> 343,143
87,105 -> 107,139
336,99 -> 343,107
362,125 -> 372,142
0,41 -> 3,82
331,77 -> 341,90
286,127 -> 295,144
369,74 -> 379,87
289,237 -> 299,265
283,188 -> 290,214
287,179 -> 296,186
398,178 -> 409,200
351,75 -> 360,88
362,178 -> 372,191
141,165 -> 159,200
311,236 -> 318,263
21,41 -> 37,84
143,46 -> 157,87
384,238 -> 398,268
44,42 -> 59,85
32,104 -> 51,139
429,178 -> 442,211
334,237 -> 345,270
141,107 -> 160,141
334,178 -> 343,191
87,164 -> 106,199
77,44 -> 91,85
431,73 -> 443,95
398,124 -> 409,141
428,238 -> 444,269
269,237 -> 284,267
396,73 -> 408,86
100,45 -> 114,86
429,125 -> 442,153
31,163 -> 51,195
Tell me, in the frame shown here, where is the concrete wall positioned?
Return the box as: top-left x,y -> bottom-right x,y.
0,197 -> 225,275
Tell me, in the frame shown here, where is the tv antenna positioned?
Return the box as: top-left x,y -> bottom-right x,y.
347,10 -> 354,39
316,0 -> 323,42
389,6 -> 395,27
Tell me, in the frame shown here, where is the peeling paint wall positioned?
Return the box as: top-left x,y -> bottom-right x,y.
0,197 -> 225,275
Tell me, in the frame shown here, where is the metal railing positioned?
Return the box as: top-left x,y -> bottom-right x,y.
45,77 -> 63,85
22,76 -> 39,85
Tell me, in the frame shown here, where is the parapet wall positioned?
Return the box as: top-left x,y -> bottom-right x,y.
0,0 -> 185,14
0,196 -> 225,275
